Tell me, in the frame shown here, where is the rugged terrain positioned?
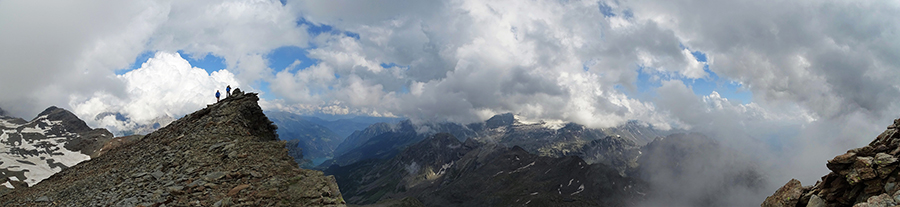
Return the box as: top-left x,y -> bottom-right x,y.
0,106 -> 113,190
321,113 -> 667,172
763,118 -> 900,207
0,91 -> 345,206
327,133 -> 646,206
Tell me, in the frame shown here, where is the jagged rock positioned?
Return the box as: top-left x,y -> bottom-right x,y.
852,193 -> 896,207
875,153 -> 897,166
764,118 -> 900,207
763,179 -> 804,207
0,92 -> 345,206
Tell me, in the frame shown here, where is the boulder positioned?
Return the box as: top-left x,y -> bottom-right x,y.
763,179 -> 804,207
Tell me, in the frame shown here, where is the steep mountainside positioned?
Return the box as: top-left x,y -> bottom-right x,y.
323,120 -> 478,168
574,135 -> 642,176
0,91 -> 345,206
763,118 -> 900,207
322,113 -> 667,171
266,111 -> 343,165
299,115 -> 403,139
0,106 -> 113,189
327,133 -> 647,206
332,122 -> 394,157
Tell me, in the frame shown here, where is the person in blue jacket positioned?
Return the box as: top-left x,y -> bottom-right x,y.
216,90 -> 221,102
226,85 -> 231,97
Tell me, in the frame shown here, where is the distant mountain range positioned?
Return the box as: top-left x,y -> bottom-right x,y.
0,106 -> 114,189
265,111 -> 402,168
310,113 -> 766,206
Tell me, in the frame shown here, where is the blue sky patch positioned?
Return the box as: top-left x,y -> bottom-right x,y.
687,68 -> 752,104
180,51 -> 227,74
598,2 -> 616,17
691,51 -> 707,62
267,46 -> 317,72
117,50 -> 156,75
297,18 -> 360,40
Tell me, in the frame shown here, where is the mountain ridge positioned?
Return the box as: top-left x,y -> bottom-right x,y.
1,105 -> 114,191
0,90 -> 346,206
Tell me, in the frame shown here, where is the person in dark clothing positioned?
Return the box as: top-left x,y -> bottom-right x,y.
216,90 -> 221,102
226,85 -> 231,97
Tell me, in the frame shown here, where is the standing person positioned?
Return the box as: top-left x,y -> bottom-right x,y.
226,85 -> 231,97
216,90 -> 221,102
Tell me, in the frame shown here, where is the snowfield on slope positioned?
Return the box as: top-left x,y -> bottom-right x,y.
0,116 -> 91,188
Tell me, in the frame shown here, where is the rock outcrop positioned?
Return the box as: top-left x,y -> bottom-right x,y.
0,91 -> 345,206
763,118 -> 900,207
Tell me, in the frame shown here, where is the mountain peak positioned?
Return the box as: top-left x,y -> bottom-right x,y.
1,90 -> 345,206
33,106 -> 91,133
485,113 -> 515,128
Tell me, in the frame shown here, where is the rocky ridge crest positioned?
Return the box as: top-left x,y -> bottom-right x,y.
763,118 -> 900,207
0,91 -> 345,206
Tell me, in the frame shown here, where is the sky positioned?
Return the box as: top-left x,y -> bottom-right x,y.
1,0 -> 899,204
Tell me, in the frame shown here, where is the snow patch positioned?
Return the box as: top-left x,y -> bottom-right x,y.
510,161 -> 535,174
0,118 -> 91,188
570,184 -> 585,195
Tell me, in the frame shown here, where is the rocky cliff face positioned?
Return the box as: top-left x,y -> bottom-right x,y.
0,106 -> 113,190
763,118 -> 900,207
0,91 -> 345,206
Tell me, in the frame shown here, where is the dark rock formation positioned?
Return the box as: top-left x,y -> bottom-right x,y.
0,91 -> 345,206
763,118 -> 900,207
328,133 -> 646,206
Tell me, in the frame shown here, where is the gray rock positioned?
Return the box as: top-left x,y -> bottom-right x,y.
167,185 -> 184,192
852,193 -> 896,207
188,180 -> 206,187
152,171 -> 164,180
213,197 -> 232,207
806,195 -> 825,207
203,171 -> 226,181
131,172 -> 147,178
35,196 -> 50,202
885,182 -> 897,193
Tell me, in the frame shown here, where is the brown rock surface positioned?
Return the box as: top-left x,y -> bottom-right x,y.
0,91 -> 345,206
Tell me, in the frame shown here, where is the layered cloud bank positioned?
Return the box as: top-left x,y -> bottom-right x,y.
1,1 -> 899,203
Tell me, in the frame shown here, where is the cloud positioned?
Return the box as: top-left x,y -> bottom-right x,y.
0,0 -> 306,119
70,51 -> 238,135
1,1 -> 899,204
626,0 -> 900,120
271,0 -> 703,128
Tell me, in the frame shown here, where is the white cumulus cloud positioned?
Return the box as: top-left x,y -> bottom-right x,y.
70,51 -> 239,135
